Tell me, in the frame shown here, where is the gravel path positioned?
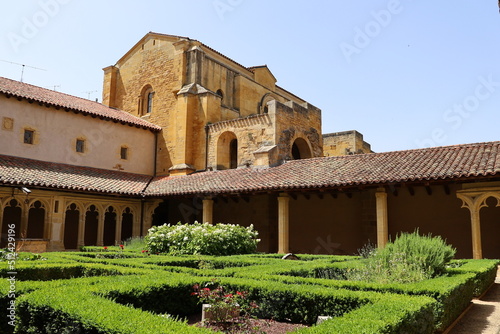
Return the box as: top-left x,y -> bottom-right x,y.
446,266 -> 500,334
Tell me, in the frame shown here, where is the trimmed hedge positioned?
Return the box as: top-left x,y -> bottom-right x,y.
0,253 -> 497,333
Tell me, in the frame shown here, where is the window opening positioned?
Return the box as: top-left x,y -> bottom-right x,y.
24,129 -> 34,144
120,146 -> 128,160
76,139 -> 85,153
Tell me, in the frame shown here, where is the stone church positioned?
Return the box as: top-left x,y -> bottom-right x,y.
0,32 -> 498,259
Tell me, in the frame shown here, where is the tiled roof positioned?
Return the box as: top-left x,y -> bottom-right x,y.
0,76 -> 161,132
1,142 -> 499,197
0,155 -> 152,196
145,142 -> 500,196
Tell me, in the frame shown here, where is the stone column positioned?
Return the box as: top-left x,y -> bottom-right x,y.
115,211 -> 123,244
202,197 -> 214,224
375,188 -> 389,249
470,208 -> 482,259
277,193 -> 290,254
48,197 -> 65,251
20,202 -> 29,238
77,210 -> 85,248
97,211 -> 104,246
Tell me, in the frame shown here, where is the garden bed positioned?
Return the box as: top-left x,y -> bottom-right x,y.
0,249 -> 497,334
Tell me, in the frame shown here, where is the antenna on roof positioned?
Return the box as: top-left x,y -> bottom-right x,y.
48,85 -> 60,91
83,90 -> 98,100
0,60 -> 46,82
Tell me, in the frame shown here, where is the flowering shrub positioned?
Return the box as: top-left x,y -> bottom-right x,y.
192,279 -> 258,325
145,222 -> 260,255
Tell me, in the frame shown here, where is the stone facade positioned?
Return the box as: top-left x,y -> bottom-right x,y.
103,33 -> 323,175
0,187 -> 153,251
206,100 -> 322,169
323,130 -> 373,157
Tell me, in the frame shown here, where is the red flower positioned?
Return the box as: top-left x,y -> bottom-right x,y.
225,294 -> 233,298
141,250 -> 146,253
103,246 -> 108,250
119,244 -> 124,249
202,287 -> 211,291
236,291 -> 243,296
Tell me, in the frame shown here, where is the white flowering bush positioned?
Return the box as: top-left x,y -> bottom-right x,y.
145,222 -> 260,256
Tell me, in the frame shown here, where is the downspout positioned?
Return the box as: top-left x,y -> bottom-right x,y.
153,132 -> 158,176
140,131 -> 159,237
204,124 -> 209,170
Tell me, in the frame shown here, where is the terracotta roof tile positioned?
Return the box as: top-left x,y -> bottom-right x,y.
0,155 -> 152,196
144,142 -> 500,196
1,142 -> 499,197
0,76 -> 161,132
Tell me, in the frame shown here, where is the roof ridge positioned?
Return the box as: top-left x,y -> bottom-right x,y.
0,75 -> 96,106
355,141 -> 500,157
0,76 -> 161,132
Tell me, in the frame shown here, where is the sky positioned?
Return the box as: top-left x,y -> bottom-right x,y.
1,1 -> 499,153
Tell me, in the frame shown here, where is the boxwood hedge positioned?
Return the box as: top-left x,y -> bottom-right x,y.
0,251 -> 497,334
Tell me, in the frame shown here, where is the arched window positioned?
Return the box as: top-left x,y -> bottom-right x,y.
139,85 -> 154,116
64,203 -> 79,249
27,200 -> 45,239
1,199 -> 21,247
217,131 -> 238,170
84,205 -> 99,246
291,138 -> 312,160
230,139 -> 238,169
146,91 -> 153,114
259,93 -> 277,114
216,89 -> 224,100
103,206 -> 117,246
121,207 -> 134,242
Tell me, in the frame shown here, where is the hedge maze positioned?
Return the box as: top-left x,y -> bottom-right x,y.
0,249 -> 498,333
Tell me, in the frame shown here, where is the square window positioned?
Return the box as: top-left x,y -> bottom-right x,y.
24,129 -> 34,144
76,139 -> 85,153
120,147 -> 128,160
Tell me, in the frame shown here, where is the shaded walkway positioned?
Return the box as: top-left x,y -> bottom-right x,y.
446,266 -> 500,334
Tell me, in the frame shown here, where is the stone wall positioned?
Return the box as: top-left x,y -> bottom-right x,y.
0,95 -> 156,175
271,100 -> 323,163
207,114 -> 274,169
323,130 -> 372,157
102,33 -> 323,175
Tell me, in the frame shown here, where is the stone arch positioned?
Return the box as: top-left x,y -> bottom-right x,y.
217,131 -> 238,170
27,200 -> 46,239
64,203 -> 80,249
479,196 -> 500,258
259,93 -> 279,114
216,89 -> 224,101
84,204 -> 99,246
291,137 -> 312,160
139,84 -> 154,116
121,207 -> 134,242
103,206 -> 117,246
1,199 -> 22,247
151,200 -> 168,227
457,189 -> 500,259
